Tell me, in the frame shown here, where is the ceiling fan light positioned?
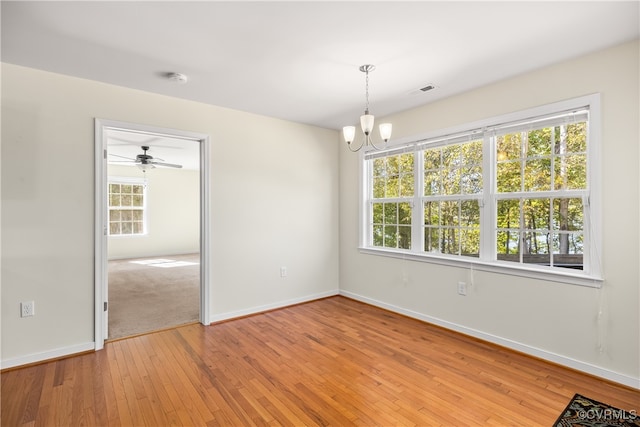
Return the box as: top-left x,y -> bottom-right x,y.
343,126 -> 356,144
137,163 -> 155,171
379,123 -> 392,142
360,114 -> 374,135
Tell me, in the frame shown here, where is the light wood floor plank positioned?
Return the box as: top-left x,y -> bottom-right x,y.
2,296 -> 639,426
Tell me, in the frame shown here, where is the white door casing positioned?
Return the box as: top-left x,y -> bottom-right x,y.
94,119 -> 211,349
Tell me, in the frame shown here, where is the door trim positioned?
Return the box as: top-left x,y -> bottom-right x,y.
94,119 -> 211,350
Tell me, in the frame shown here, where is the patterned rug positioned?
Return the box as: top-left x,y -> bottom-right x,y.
554,393 -> 639,426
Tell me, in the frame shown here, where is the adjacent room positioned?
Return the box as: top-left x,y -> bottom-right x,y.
1,2 -> 638,425
106,129 -> 202,339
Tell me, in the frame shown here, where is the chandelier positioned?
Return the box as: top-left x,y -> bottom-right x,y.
343,64 -> 392,152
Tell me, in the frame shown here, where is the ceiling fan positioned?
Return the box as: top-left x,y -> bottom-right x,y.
108,145 -> 183,170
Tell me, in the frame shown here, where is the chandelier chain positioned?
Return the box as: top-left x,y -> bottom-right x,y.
365,69 -> 370,114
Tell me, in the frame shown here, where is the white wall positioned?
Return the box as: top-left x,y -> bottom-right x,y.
340,40 -> 639,387
1,64 -> 340,364
107,165 -> 200,259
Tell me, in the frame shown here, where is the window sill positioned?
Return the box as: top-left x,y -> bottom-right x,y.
358,247 -> 603,288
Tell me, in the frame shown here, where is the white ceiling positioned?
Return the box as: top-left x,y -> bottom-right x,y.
2,1 -> 638,133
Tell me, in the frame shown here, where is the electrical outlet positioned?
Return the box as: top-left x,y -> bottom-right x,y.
21,301 -> 35,317
457,282 -> 467,296
280,267 -> 287,278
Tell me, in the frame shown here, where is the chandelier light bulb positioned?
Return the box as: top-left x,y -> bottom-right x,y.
343,126 -> 356,144
379,123 -> 392,142
360,114 -> 374,135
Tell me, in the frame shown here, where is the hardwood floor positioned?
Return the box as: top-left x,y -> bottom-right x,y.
2,296 -> 638,426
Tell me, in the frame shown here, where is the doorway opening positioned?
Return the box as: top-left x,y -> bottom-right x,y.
94,119 -> 211,349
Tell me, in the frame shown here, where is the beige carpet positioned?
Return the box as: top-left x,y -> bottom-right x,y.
108,253 -> 200,340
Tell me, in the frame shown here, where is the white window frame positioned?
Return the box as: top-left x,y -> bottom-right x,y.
108,176 -> 148,237
359,94 -> 602,287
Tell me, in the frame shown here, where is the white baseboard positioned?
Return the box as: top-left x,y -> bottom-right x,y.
1,342 -> 95,370
340,290 -> 640,390
209,289 -> 340,323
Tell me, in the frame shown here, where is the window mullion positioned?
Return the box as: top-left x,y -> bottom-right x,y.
413,148 -> 424,254
480,132 -> 494,262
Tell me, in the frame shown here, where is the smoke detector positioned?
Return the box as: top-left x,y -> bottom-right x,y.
167,72 -> 188,84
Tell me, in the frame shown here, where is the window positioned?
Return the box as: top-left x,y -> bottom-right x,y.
361,95 -> 601,285
108,179 -> 146,235
422,138 -> 483,257
371,153 -> 414,249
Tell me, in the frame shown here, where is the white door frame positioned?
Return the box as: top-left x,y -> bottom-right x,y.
94,118 -> 211,350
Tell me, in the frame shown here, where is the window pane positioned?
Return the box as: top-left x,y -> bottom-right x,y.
563,122 -> 587,153
373,203 -> 383,224
109,183 -> 120,193
553,198 -> 583,232
554,155 -> 587,190
523,231 -> 550,255
373,158 -> 386,176
132,210 -> 143,221
441,168 -> 461,195
109,194 -> 121,206
440,201 -> 459,227
496,230 -> 520,257
385,175 -> 399,197
442,144 -> 461,167
384,225 -> 397,247
373,177 -> 385,198
109,223 -> 120,234
524,159 -> 551,191
461,229 -> 480,257
424,202 -> 439,226
398,203 -> 411,224
462,140 -> 483,166
461,166 -> 482,194
552,232 -> 584,270
496,134 -> 521,161
399,153 -> 413,171
398,226 -> 411,249
527,128 -> 552,156
496,161 -> 521,193
424,228 -> 439,252
373,177 -> 386,199
132,185 -> 144,195
400,174 -> 414,197
522,198 -> 550,231
387,156 -> 399,175
497,199 -> 520,229
109,210 -> 121,221
424,148 -> 440,170
461,200 -> 480,225
121,222 -> 132,234
132,195 -> 143,207
133,222 -> 144,234
424,171 -> 440,195
441,228 -> 459,255
121,184 -> 132,194
373,225 -> 383,246
384,203 -> 398,224
553,232 -> 584,255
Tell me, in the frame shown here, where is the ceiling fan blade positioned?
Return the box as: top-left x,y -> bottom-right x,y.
108,153 -> 136,160
151,161 -> 183,169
